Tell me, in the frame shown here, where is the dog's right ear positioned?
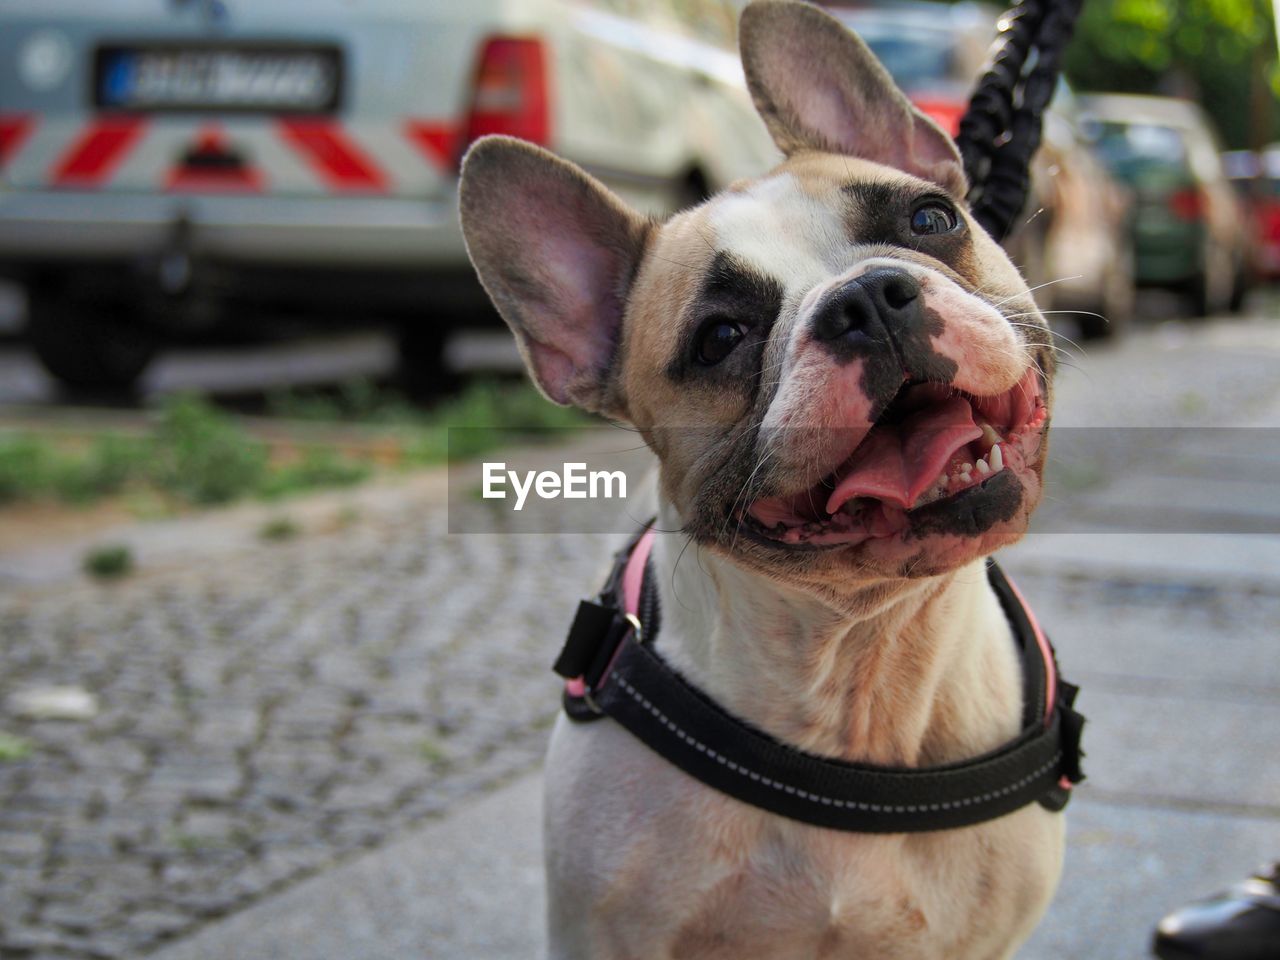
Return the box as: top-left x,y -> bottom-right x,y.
739,0 -> 967,197
460,136 -> 650,418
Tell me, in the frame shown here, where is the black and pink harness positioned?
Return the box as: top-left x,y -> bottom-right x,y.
554,527 -> 1085,833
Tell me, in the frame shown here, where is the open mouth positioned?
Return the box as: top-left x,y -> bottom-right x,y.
742,367 -> 1046,547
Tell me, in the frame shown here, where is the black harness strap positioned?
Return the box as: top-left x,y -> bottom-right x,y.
555,536 -> 1085,834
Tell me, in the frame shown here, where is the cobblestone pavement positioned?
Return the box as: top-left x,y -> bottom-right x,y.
0,494 -> 620,959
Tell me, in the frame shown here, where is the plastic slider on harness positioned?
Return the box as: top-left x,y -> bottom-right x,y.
552,524 -> 1086,834
553,527 -> 656,715
558,610 -> 641,715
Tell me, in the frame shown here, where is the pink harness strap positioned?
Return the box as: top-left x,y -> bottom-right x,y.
1001,568 -> 1071,790
1002,570 -> 1057,724
621,527 -> 656,616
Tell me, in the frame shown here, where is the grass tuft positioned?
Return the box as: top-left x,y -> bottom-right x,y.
83,543 -> 135,580
0,732 -> 34,762
151,394 -> 270,505
258,516 -> 300,542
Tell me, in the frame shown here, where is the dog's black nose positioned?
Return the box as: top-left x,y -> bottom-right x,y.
812,268 -> 921,342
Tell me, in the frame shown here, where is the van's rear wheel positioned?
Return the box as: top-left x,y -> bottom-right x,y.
395,320 -> 458,402
27,292 -> 157,393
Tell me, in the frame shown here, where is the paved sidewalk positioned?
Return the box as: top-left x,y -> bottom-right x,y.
152,775 -> 546,960
142,529 -> 1280,960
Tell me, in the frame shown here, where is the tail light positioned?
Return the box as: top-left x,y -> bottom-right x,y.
1168,187 -> 1205,221
461,37 -> 550,154
1260,203 -> 1280,242
910,96 -> 965,138
0,114 -> 34,168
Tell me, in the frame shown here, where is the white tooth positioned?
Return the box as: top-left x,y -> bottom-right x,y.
938,473 -> 948,486
975,458 -> 991,476
990,443 -> 1004,472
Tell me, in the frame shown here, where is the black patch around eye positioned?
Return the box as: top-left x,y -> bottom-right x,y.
668,252 -> 784,389
910,201 -> 959,236
842,183 -> 969,252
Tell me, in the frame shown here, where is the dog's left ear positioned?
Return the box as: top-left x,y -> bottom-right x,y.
460,136 -> 649,418
740,0 -> 967,198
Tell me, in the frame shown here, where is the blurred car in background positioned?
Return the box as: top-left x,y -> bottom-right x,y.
0,0 -> 776,394
1224,147 -> 1280,284
1081,94 -> 1250,316
830,1 -> 1137,340
1251,147 -> 1280,283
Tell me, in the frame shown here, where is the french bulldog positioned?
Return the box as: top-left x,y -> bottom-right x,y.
460,2 -> 1061,957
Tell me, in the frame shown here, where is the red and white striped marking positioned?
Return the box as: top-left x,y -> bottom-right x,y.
277,118 -> 388,193
0,114 -> 36,168
51,116 -> 147,188
2,114 -> 463,195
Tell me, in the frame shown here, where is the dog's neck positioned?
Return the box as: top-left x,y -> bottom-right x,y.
653,502 -> 1026,769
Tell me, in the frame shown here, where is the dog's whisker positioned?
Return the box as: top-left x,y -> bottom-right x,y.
650,254 -> 700,272
724,446 -> 777,551
989,275 -> 1084,306
1004,322 -> 1087,362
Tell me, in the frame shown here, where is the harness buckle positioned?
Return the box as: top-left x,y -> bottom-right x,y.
581,613 -> 643,714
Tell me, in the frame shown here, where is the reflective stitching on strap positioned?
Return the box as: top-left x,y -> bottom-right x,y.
615,676 -> 1062,815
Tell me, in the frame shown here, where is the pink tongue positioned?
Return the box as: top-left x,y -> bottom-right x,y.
825,395 -> 982,512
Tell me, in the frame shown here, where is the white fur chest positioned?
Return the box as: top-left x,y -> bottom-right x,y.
545,717 -> 1064,960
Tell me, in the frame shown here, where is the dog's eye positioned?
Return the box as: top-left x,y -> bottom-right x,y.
695,319 -> 748,366
910,201 -> 959,236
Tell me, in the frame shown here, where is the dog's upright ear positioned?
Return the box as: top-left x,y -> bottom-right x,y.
739,0 -> 967,198
459,136 -> 649,418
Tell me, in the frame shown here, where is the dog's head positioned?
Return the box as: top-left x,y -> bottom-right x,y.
460,0 -> 1053,586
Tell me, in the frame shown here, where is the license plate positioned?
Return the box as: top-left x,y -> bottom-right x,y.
95,44 -> 341,113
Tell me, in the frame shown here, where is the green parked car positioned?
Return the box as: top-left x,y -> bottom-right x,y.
1082,94 -> 1249,317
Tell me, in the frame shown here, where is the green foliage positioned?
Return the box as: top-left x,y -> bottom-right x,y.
83,543 -> 135,580
416,736 -> 450,766
53,434 -> 151,504
258,515 -> 300,542
258,448 -> 371,500
0,435 -> 50,503
405,380 -> 589,465
269,377 -> 582,430
1064,0 -> 1278,149
0,432 -> 152,505
267,377 -> 420,424
434,379 -> 584,430
151,395 -> 269,505
0,381 -> 585,512
0,732 -> 34,762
